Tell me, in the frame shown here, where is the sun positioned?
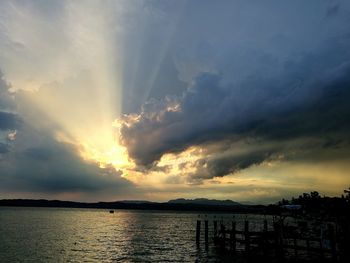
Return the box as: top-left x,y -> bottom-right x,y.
80,139 -> 131,170
77,121 -> 134,171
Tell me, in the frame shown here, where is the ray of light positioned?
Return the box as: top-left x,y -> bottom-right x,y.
8,1 -> 132,171
141,2 -> 186,104
1,0 -> 191,176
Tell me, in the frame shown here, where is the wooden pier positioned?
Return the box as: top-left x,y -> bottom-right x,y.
196,217 -> 339,262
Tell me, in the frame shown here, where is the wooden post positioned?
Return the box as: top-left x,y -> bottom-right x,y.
220,223 -> 226,248
273,222 -> 279,258
306,238 -> 310,257
319,238 -> 324,260
213,220 -> 218,239
230,221 -> 236,252
328,224 -> 337,261
263,219 -> 268,257
320,228 -> 324,260
280,221 -> 284,260
196,220 -> 201,245
205,220 -> 209,248
274,222 -> 284,261
245,220 -> 250,253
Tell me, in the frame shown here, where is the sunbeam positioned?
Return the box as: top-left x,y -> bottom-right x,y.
4,0 -> 131,170
0,0 -> 349,204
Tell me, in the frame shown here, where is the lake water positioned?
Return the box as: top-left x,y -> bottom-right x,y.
0,207 -> 271,262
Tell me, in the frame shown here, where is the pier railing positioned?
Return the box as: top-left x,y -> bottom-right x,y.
196,218 -> 338,261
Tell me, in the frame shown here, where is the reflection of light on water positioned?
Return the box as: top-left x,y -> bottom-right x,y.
1,207 -> 277,262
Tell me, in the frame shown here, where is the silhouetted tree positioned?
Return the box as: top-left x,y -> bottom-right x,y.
344,187 -> 350,202
310,191 -> 320,199
278,198 -> 289,205
279,189 -> 350,216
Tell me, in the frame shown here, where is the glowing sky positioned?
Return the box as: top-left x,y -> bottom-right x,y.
0,0 -> 350,203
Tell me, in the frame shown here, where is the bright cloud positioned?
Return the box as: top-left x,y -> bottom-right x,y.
0,0 -> 349,202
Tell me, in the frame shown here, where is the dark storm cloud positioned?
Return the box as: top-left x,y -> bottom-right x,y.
120,1 -> 350,177
0,111 -> 20,130
206,150 -> 274,178
0,69 -> 19,158
121,61 -> 350,167
189,147 -> 277,181
0,143 -> 9,153
0,124 -> 132,194
0,70 -> 15,111
252,62 -> 350,140
0,70 -> 19,131
326,4 -> 340,18
23,147 -> 55,161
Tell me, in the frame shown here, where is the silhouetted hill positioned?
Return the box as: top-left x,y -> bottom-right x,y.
0,199 -> 265,213
168,198 -> 242,206
118,200 -> 154,204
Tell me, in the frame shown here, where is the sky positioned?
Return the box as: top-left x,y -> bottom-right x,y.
0,0 -> 349,203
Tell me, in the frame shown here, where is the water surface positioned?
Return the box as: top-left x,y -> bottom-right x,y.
0,207 -> 270,262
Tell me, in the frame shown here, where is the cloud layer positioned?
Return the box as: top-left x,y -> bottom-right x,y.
120,1 -> 350,180
0,71 -> 133,200
0,0 -> 349,201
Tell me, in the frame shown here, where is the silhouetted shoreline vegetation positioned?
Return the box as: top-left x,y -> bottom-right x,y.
272,188 -> 350,218
0,189 -> 349,216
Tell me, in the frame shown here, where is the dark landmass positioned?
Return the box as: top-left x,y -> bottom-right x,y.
275,190 -> 350,218
1,189 -> 349,216
168,198 -> 241,206
118,200 -> 154,204
0,198 -> 265,213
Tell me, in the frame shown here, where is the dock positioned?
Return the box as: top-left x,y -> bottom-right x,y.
195,216 -> 341,262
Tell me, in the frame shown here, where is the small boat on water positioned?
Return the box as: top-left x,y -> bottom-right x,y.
109,210 -> 114,213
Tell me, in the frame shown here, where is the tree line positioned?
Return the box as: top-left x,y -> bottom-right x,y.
276,187 -> 350,217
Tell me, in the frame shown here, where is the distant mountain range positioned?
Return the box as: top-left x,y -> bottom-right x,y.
168,198 -> 242,206
119,198 -> 242,206
118,200 -> 154,204
0,198 -> 267,213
